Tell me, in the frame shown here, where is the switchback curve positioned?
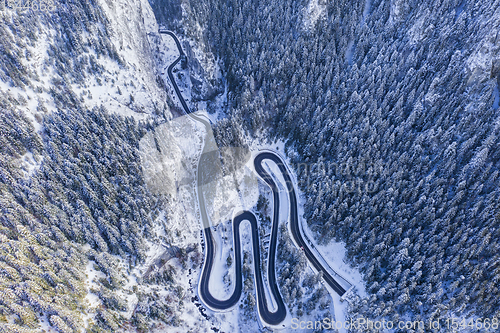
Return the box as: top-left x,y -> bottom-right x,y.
158,30 -> 346,327
158,30 -> 287,325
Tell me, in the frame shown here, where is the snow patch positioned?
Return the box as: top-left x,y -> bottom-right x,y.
18,151 -> 42,179
407,10 -> 432,45
362,0 -> 372,25
388,0 -> 407,24
88,0 -> 170,120
208,220 -> 237,300
493,84 -> 499,110
139,113 -> 205,198
303,0 -> 327,31
82,260 -> 106,328
205,160 -> 260,228
346,40 -> 355,66
466,10 -> 500,84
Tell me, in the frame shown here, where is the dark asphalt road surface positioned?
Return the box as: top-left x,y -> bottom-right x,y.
158,30 -> 191,114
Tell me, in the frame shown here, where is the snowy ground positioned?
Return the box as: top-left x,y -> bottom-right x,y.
82,259 -> 107,327
0,0 -> 170,130
303,0 -> 327,31
18,151 -> 43,179
90,0 -> 169,120
208,219 -> 237,300
138,108 -> 259,331
204,146 -> 260,228
139,113 -> 205,198
466,23 -> 500,84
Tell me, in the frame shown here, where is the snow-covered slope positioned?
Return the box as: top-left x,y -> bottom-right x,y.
90,0 -> 170,119
0,0 -> 170,131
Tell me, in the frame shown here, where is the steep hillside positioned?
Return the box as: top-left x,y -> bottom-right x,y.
0,1 -> 212,332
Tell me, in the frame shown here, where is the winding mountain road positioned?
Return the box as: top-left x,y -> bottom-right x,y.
160,31 -> 191,114
158,29 -> 346,326
254,153 -> 347,296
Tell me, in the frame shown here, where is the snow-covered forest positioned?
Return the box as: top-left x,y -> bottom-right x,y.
178,0 -> 500,327
1,0 -> 500,331
0,0 -> 202,331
